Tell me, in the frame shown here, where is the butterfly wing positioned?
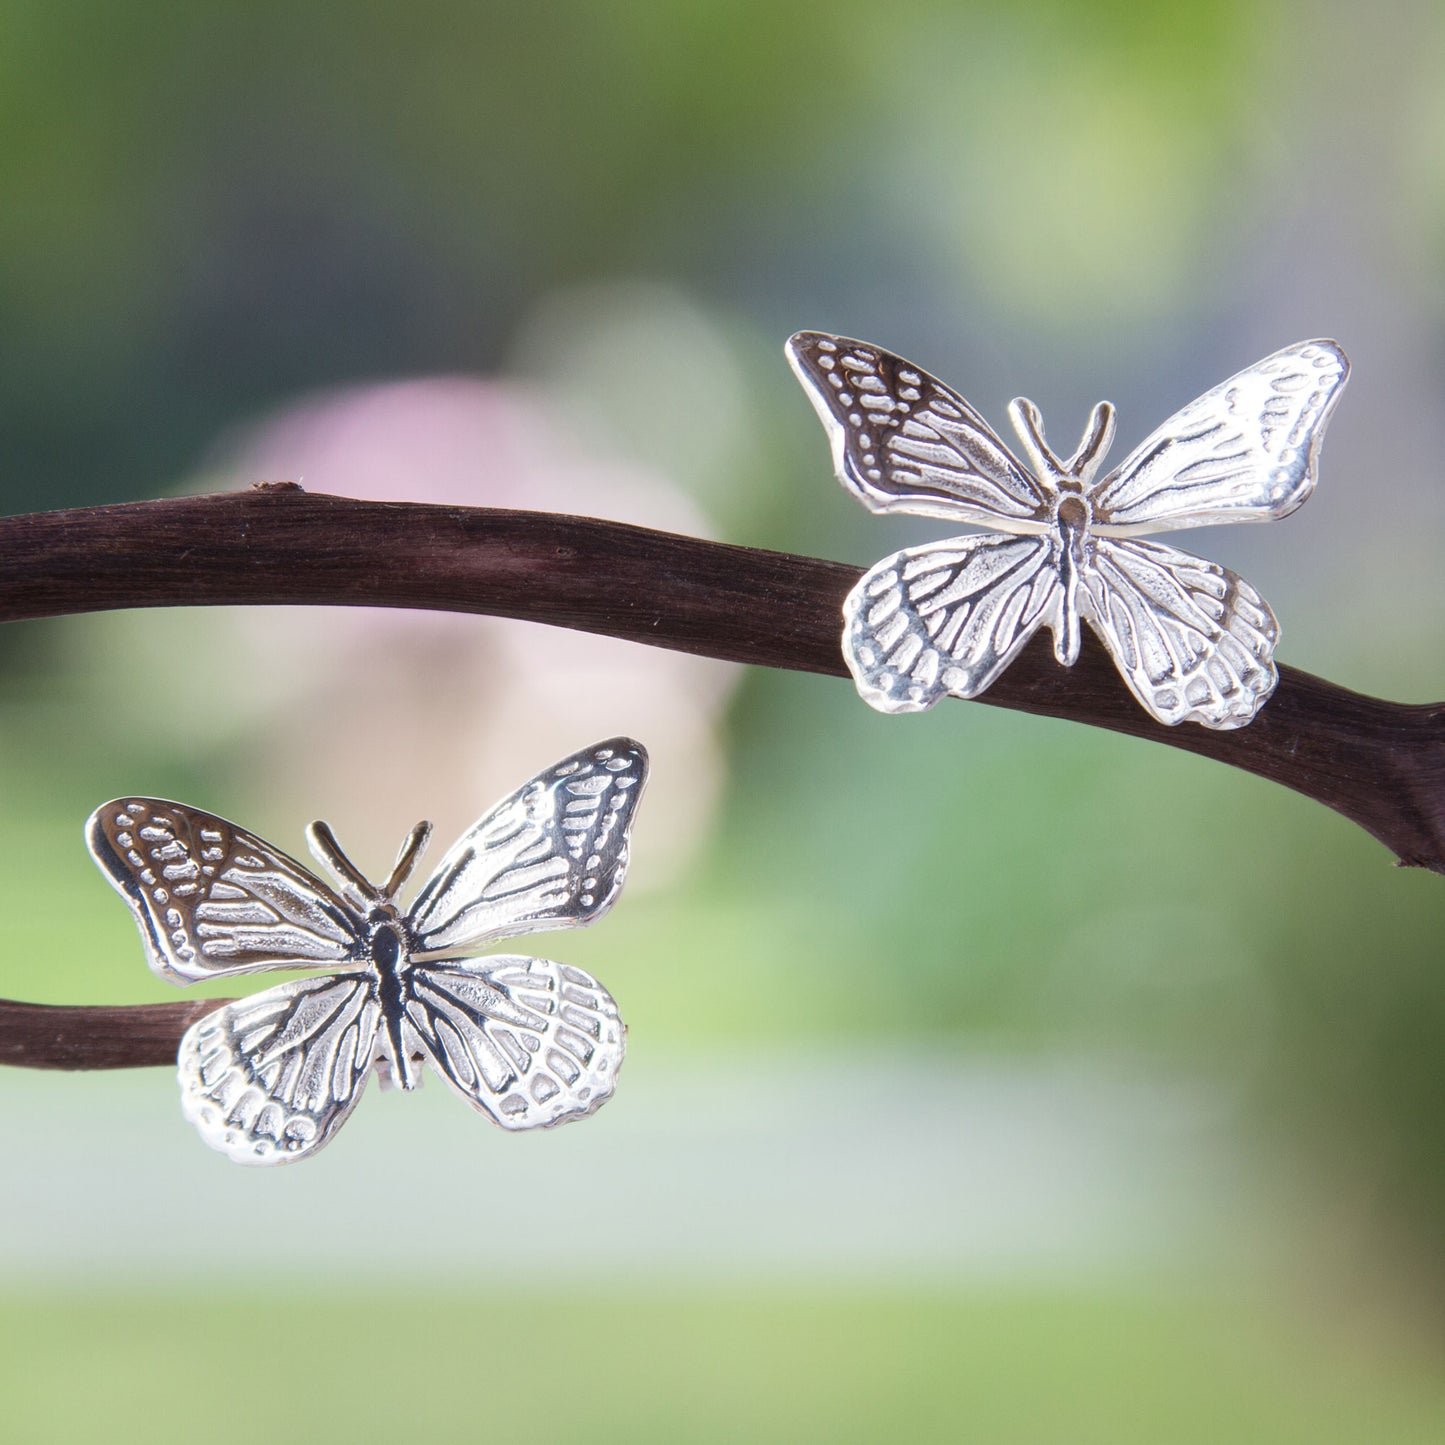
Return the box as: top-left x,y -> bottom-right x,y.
787,332 -> 1054,529
406,955 -> 624,1130
1080,536 -> 1278,729
178,973 -> 382,1165
1089,341 -> 1349,535
844,533 -> 1061,713
87,799 -> 362,985
406,739 -> 648,955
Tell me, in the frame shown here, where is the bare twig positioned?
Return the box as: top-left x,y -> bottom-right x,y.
0,1000 -> 232,1069
1,485 -> 1442,1068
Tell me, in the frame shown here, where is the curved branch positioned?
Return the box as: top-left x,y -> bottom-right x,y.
0,484 -> 1441,1069
0,999 -> 232,1069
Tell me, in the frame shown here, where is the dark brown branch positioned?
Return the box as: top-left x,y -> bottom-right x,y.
0,999 -> 234,1069
0,485 -> 1442,1069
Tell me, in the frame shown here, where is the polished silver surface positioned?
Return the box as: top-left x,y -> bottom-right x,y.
788,333 -> 1349,729
86,738 -> 646,1165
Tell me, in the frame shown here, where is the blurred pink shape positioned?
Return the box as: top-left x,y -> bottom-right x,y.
235,374 -> 704,522
188,375 -> 737,885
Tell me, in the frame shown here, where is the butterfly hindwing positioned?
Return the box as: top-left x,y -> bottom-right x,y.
407,955 -> 624,1130
406,738 -> 647,955
1080,536 -> 1279,729
86,799 -> 361,984
843,533 -> 1061,713
178,974 -> 382,1166
1090,340 -> 1349,534
787,332 -> 1053,528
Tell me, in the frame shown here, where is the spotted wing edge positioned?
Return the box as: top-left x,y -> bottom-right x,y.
1080,536 -> 1280,730
842,532 -> 1062,714
178,973 -> 382,1166
86,798 -> 362,986
1090,340 -> 1350,535
405,955 -> 625,1132
786,331 -> 1054,530
406,738 -> 648,956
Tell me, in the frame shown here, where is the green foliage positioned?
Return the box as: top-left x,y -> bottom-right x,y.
4,1287 -> 1445,1444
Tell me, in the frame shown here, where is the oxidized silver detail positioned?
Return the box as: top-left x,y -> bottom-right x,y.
86,738 -> 647,1165
787,333 -> 1349,729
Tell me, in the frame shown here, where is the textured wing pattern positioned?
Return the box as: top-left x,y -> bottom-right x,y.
408,739 -> 647,954
178,975 -> 381,1165
787,332 -> 1052,528
843,534 -> 1060,713
1090,341 -> 1349,534
407,956 -> 624,1130
1081,537 -> 1279,729
86,799 -> 360,984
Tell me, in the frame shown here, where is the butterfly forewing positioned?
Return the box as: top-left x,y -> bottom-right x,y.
1089,341 -> 1349,535
406,738 -> 648,955
178,973 -> 381,1165
1080,537 -> 1278,729
86,799 -> 361,984
406,955 -> 624,1130
787,332 -> 1053,529
844,533 -> 1061,712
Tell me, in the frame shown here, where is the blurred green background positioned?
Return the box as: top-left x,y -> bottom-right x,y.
3,2 -> 1445,1440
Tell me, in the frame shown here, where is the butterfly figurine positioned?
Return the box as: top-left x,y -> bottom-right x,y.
86,738 -> 647,1165
787,332 -> 1350,729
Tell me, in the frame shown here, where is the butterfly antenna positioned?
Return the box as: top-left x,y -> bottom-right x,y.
1063,401 -> 1116,483
383,821 -> 433,901
306,821 -> 383,907
1007,397 -> 1066,483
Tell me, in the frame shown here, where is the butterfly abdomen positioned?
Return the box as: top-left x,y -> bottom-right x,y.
366,912 -> 422,1091
1051,493 -> 1092,668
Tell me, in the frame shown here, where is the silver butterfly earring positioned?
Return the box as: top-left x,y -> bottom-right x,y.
87,738 -> 646,1165
788,333 -> 1349,729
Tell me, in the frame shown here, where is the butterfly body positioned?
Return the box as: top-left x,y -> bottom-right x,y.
789,332 -> 1349,729
87,739 -> 647,1164
1051,494 -> 1089,667
353,905 -> 419,1091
